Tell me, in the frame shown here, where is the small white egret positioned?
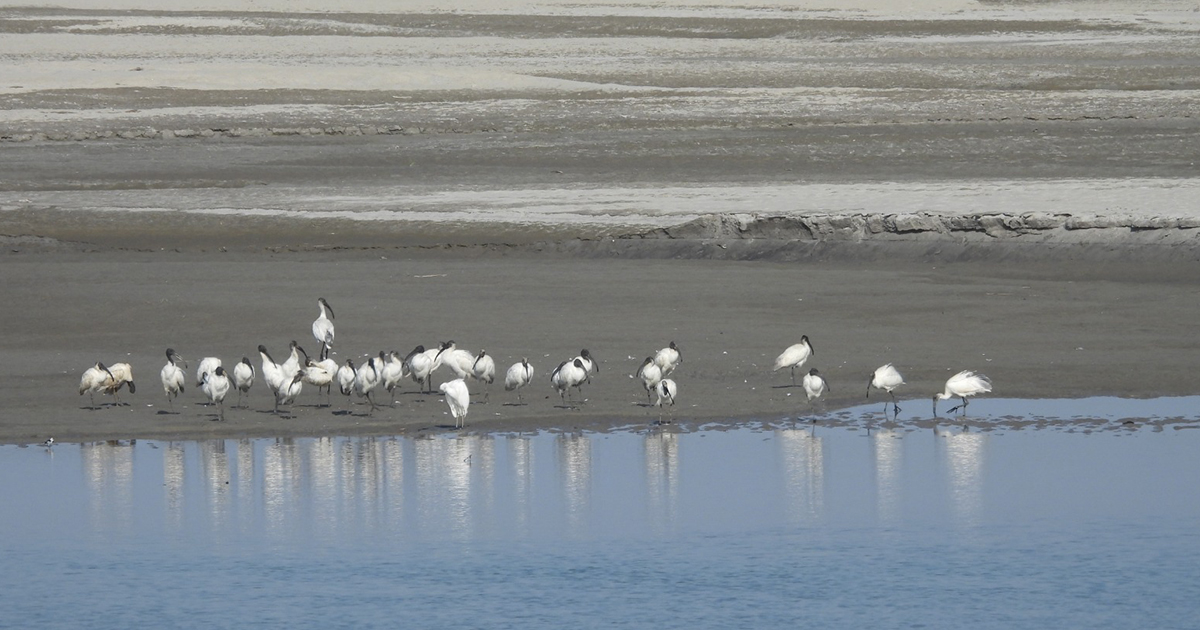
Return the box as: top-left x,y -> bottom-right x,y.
160,348 -> 186,411
232,357 -> 255,408
79,362 -> 116,408
636,356 -> 663,405
195,357 -> 221,389
774,335 -> 815,387
312,297 -> 335,357
354,356 -> 382,412
550,358 -> 588,407
653,341 -> 682,376
802,368 -> 830,402
471,350 -> 496,402
933,370 -> 993,416
867,363 -> 905,415
656,378 -> 677,407
504,358 -> 534,404
201,366 -> 232,421
439,378 -> 471,429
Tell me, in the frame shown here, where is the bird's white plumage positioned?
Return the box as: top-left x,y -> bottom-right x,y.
504,358 -> 534,403
381,351 -> 405,403
79,362 -> 115,407
440,344 -> 476,380
574,349 -> 599,381
275,372 -> 304,410
201,366 -> 232,419
406,344 -> 441,393
867,363 -> 905,414
354,356 -> 381,410
440,378 -> 471,428
196,357 -> 221,388
653,342 -> 682,376
656,378 -> 677,407
934,370 -> 993,415
471,351 -> 495,384
312,298 -> 335,352
280,341 -> 306,381
802,368 -> 828,401
336,359 -> 357,401
259,345 -> 284,398
774,336 -> 814,372
551,358 -> 588,406
636,357 -> 663,404
869,364 -> 905,393
232,357 -> 255,407
160,349 -> 186,409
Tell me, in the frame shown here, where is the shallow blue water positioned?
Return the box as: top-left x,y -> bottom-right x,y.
3,399 -> 1199,629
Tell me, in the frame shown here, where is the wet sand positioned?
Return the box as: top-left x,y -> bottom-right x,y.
2,247 -> 1198,444
1,0 -> 1199,443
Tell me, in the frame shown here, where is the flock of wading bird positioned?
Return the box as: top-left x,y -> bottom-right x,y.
77,298 -> 994,428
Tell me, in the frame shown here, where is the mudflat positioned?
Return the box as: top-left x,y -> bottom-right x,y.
1,0 -> 1198,443
3,248 -> 1197,444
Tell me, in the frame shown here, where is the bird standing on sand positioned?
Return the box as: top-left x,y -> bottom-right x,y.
232,357 -> 255,408
312,297 -> 335,357
654,341 -> 682,376
381,351 -> 405,406
575,349 -> 599,383
440,378 -> 471,429
354,355 -> 382,412
504,358 -> 534,404
774,335 -> 815,387
160,348 -> 186,411
471,350 -> 496,402
636,357 -> 663,405
551,358 -> 588,407
196,357 -> 221,389
336,358 -> 357,406
867,363 -> 905,415
933,370 -> 993,416
104,363 -> 136,404
259,344 -> 285,401
79,362 -> 115,408
201,366 -> 232,420
802,368 -> 829,402
656,378 -> 677,408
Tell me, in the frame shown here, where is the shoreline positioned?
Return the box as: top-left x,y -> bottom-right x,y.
3,245 -> 1199,446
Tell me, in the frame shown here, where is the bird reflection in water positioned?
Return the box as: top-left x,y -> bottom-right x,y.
776,427 -> 825,525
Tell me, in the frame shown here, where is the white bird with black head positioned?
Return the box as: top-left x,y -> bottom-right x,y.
504,358 -> 534,404
160,348 -> 187,411
802,368 -> 830,402
636,357 -> 663,405
312,297 -> 335,357
232,357 -> 255,408
773,335 -> 815,387
654,341 -> 682,376
201,366 -> 232,421
550,358 -> 588,408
